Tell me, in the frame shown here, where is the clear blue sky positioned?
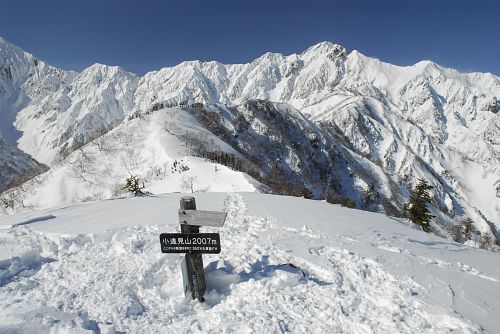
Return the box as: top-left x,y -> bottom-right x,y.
1,0 -> 498,75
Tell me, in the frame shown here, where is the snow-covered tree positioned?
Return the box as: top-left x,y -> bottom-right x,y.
297,187 -> 313,199
450,217 -> 475,243
403,178 -> 434,233
479,233 -> 495,251
123,175 -> 143,196
362,183 -> 380,208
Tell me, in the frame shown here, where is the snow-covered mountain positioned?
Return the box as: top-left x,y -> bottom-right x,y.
0,37 -> 498,242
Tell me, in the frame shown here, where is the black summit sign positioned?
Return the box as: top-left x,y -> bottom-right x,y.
160,233 -> 221,254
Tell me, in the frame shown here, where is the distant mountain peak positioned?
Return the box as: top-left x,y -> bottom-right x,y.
303,41 -> 347,55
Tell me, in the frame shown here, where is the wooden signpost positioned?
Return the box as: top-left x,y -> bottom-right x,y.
159,196 -> 227,302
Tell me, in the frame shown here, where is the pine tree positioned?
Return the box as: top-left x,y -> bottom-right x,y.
461,218 -> 474,240
403,178 -> 434,233
450,217 -> 475,243
123,175 -> 143,196
479,233 -> 494,250
297,187 -> 313,199
362,183 -> 379,208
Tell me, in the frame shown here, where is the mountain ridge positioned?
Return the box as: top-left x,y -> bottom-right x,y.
0,36 -> 498,245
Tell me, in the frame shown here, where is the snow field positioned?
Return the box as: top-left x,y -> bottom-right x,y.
0,194 -> 486,333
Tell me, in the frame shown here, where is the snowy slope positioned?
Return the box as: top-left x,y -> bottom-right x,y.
15,63 -> 138,164
0,107 -> 262,212
0,37 -> 76,145
0,37 -> 499,238
0,99 -> 396,229
0,193 -> 499,333
0,37 -> 70,192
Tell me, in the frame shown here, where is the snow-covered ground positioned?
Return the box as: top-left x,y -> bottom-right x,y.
1,193 -> 498,333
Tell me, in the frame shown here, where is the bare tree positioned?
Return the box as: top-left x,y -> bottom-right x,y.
93,135 -> 107,151
181,176 -> 197,193
162,119 -> 179,135
67,147 -> 100,184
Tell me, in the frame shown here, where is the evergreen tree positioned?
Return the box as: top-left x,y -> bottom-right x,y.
450,217 -> 475,243
340,198 -> 357,209
450,223 -> 464,243
123,175 -> 143,196
362,183 -> 379,208
403,178 -> 434,233
479,233 -> 495,250
461,218 -> 474,240
297,187 -> 313,199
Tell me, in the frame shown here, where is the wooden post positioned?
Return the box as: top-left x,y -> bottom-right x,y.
179,196 -> 206,302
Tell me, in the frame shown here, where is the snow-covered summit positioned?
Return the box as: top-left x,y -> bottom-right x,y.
0,193 -> 499,333
301,41 -> 347,58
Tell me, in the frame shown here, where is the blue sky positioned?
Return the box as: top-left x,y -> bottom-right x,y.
0,0 -> 498,75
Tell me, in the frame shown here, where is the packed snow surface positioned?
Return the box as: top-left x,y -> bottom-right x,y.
0,193 -> 499,333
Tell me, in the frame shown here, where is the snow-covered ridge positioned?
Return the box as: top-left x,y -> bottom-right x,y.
0,37 -> 499,239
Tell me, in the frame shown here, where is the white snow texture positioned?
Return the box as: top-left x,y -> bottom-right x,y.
1,193 -> 499,333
